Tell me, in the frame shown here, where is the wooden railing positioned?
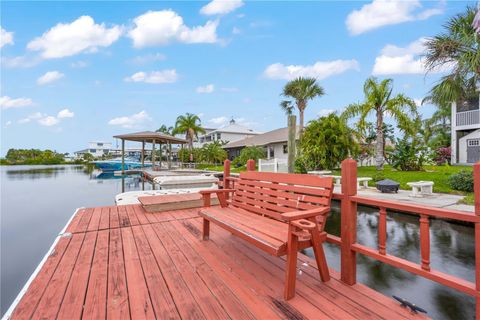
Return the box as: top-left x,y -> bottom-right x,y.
222,158 -> 480,317
456,109 -> 480,126
331,159 -> 480,318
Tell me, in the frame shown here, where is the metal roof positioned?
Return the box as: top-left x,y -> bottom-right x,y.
223,127 -> 298,149
113,131 -> 188,144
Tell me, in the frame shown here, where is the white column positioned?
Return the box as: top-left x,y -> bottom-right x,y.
451,101 -> 457,164
258,159 -> 263,172
274,158 -> 278,173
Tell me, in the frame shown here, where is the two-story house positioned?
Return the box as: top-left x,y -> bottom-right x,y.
451,94 -> 480,164
194,119 -> 260,147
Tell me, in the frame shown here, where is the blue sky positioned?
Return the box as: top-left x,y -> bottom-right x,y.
0,0 -> 474,155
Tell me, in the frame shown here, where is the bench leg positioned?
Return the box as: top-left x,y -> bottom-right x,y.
202,218 -> 210,240
310,230 -> 330,282
284,231 -> 298,300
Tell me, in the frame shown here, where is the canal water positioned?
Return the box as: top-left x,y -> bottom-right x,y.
0,165 -> 475,319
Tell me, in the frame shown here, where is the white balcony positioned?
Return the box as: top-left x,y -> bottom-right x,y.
456,109 -> 480,127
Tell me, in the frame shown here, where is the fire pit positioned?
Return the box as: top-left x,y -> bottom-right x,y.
376,179 -> 400,193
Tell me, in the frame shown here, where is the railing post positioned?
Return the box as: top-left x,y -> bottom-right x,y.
378,207 -> 387,255
340,158 -> 357,285
474,162 -> 480,319
258,159 -> 262,172
223,159 -> 230,189
420,215 -> 430,271
247,159 -> 256,171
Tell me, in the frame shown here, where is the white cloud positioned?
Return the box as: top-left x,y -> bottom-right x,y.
37,71 -> 65,85
208,116 -> 229,125
130,53 -> 166,65
27,16 -> 122,59
232,27 -> 241,35
128,10 -> 218,48
0,27 -> 14,48
0,96 -> 34,109
38,116 -> 60,126
372,37 -> 451,75
263,60 -> 359,80
200,0 -> 244,15
5,121 -> 12,127
57,108 -> 74,118
124,69 -> 178,84
414,98 -> 423,107
346,0 -> 444,35
19,110 -> 72,126
318,109 -> 336,117
108,110 -> 152,129
0,55 -> 40,68
196,84 -> 215,93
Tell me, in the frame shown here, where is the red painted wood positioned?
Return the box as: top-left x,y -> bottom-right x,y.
241,171 -> 334,190
117,206 -> 131,227
420,215 -> 430,271
98,207 -> 111,230
107,228 -> 130,319
65,209 -> 85,233
32,233 -> 86,320
246,159 -> 255,171
75,208 -> 94,233
340,159 -> 357,285
224,159 -> 231,195
378,207 -> 387,255
82,229 -> 109,320
474,162 -> 480,319
58,231 -> 97,319
121,227 -> 156,319
87,207 -> 102,232
109,206 -> 120,229
10,237 -> 71,319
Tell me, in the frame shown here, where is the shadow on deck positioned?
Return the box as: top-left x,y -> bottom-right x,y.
8,204 -> 429,319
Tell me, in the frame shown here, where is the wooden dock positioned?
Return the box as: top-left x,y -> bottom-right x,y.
7,202 -> 429,320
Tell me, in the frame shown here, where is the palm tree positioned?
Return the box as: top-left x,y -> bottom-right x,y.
279,100 -> 294,116
156,125 -> 173,135
424,6 -> 479,106
282,77 -> 325,133
172,113 -> 205,150
341,77 -> 417,170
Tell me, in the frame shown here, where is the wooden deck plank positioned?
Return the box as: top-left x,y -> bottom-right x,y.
118,206 -> 132,228
121,227 -> 156,319
107,228 -> 130,319
87,208 -> 102,232
57,231 -> 98,319
83,229 -> 109,320
9,204 -> 432,320
10,236 -> 72,320
170,219 -> 291,320
109,206 -> 120,229
125,205 -> 140,226
98,207 -> 111,230
136,224 -> 204,319
31,233 -> 86,320
75,208 -> 94,233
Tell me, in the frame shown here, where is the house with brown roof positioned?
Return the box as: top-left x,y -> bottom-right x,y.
222,127 -> 298,161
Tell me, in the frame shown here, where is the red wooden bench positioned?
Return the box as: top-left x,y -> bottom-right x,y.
199,171 -> 334,300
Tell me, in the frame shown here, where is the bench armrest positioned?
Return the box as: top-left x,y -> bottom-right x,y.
199,189 -> 236,194
281,207 -> 330,221
200,189 -> 236,207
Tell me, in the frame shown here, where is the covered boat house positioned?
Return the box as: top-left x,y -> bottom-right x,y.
113,131 -> 188,172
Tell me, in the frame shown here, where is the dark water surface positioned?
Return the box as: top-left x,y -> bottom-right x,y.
1,165 -> 475,319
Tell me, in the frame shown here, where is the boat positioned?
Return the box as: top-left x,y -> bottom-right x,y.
91,157 -> 152,172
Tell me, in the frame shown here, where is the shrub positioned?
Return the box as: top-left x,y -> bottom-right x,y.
448,170 -> 474,192
390,138 -> 429,171
432,147 -> 451,165
233,146 -> 266,166
297,114 -> 359,171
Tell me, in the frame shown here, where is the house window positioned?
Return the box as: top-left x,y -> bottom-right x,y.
89,149 -> 96,153
97,143 -> 104,147
468,139 -> 480,146
217,133 -> 221,140
283,144 -> 288,154
268,146 -> 274,158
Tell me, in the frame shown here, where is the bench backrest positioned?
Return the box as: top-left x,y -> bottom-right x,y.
231,171 -> 334,224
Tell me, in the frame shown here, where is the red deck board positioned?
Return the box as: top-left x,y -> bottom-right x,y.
9,202 -> 431,320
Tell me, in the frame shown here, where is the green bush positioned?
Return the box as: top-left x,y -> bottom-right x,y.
448,170 -> 474,192
233,146 -> 266,166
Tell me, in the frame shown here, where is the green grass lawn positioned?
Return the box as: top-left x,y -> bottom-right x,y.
195,163 -> 245,173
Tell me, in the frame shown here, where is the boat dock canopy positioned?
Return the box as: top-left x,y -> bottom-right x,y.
113,131 -> 187,144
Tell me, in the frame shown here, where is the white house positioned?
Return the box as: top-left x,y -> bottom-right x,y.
74,141 -> 114,158
451,95 -> 480,164
194,119 -> 260,147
